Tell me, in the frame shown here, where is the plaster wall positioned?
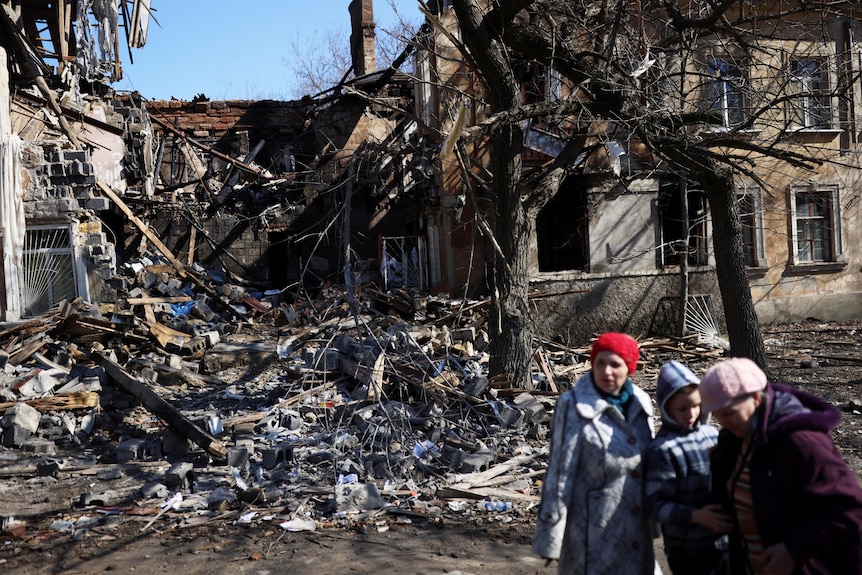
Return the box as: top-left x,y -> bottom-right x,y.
529,269 -> 723,346
588,183 -> 660,274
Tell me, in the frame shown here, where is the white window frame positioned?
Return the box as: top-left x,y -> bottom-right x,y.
788,56 -> 834,130
788,184 -> 843,266
20,224 -> 80,317
706,57 -> 747,128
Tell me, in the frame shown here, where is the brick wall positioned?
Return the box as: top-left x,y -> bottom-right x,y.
147,211 -> 270,284
145,98 -> 315,174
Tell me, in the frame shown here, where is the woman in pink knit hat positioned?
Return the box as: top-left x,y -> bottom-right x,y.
533,332 -> 660,574
701,357 -> 862,575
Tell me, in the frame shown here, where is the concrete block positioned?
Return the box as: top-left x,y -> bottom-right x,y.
201,331 -> 220,347
495,403 -> 525,428
116,438 -> 150,463
513,392 -> 547,424
261,443 -> 294,470
87,233 -> 107,245
226,447 -> 249,469
2,403 -> 41,433
36,459 -> 61,476
462,375 -> 489,397
58,197 -> 78,212
179,336 -> 207,355
232,424 -> 255,451
164,461 -> 196,490
161,430 -> 191,456
460,450 -> 495,473
2,426 -> 31,447
450,327 -> 476,342
63,150 -> 89,163
84,197 -> 110,211
334,482 -> 383,513
21,438 -> 57,455
192,300 -> 216,321
140,481 -> 169,500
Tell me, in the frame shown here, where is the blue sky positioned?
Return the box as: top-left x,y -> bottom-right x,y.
115,1 -> 421,101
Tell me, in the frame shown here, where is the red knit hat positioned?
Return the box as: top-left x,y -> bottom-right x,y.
590,332 -> 640,374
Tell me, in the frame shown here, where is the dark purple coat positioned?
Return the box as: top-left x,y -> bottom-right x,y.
711,382 -> 862,574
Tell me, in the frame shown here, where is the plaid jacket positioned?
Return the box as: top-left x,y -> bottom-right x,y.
644,361 -> 726,560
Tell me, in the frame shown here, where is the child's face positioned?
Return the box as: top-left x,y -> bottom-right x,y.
667,386 -> 702,429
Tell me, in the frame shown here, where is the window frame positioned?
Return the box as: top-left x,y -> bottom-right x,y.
737,184 -> 766,269
705,56 -> 748,129
20,224 -> 80,318
658,180 -> 710,268
787,184 -> 843,268
787,56 -> 834,131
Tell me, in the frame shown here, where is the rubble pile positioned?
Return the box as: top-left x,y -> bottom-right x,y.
0,263 -> 718,540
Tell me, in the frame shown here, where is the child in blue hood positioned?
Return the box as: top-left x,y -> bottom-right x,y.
645,360 -> 732,575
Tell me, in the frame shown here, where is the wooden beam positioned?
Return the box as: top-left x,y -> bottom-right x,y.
96,181 -> 188,279
94,352 -> 227,458
0,391 -> 99,412
127,296 -> 192,305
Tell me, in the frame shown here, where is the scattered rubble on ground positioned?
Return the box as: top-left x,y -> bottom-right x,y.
3,247 -> 861,561
0,251 -> 739,545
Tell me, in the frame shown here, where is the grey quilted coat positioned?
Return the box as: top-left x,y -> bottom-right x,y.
532,372 -> 661,574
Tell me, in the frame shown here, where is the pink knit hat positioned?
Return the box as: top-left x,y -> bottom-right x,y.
591,332 -> 640,374
700,357 -> 767,413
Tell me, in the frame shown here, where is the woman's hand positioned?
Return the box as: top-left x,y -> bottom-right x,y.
761,543 -> 795,575
690,504 -> 733,533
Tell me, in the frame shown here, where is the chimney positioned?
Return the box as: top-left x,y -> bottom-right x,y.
349,0 -> 377,76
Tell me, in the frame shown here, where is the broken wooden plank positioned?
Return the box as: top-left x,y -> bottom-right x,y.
0,391 -> 99,412
127,296 -> 192,305
142,303 -> 157,325
147,321 -> 191,348
8,336 -> 46,364
96,181 -> 190,280
94,352 -> 227,459
446,448 -> 548,489
533,348 -> 558,393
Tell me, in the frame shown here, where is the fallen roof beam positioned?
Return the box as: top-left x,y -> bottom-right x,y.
94,352 -> 227,459
96,181 -> 189,280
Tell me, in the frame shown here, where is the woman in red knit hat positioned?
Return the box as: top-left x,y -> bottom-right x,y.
533,332 -> 660,574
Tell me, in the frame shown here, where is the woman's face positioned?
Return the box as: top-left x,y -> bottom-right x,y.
591,350 -> 630,395
712,392 -> 762,438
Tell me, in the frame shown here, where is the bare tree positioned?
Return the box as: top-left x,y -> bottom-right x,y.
430,0 -> 858,384
284,3 -> 419,99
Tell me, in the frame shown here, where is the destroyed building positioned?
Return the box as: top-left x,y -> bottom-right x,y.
0,0 -> 154,321
2,0 -> 862,349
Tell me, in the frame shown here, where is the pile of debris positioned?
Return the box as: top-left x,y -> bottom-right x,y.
0,265 -> 723,539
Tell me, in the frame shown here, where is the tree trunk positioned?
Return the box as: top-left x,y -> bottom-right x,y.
487,123 -> 533,388
699,162 -> 767,368
452,0 -> 534,388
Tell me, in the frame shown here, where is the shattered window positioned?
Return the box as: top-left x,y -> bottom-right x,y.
536,183 -> 589,272
658,180 -> 709,267
794,189 -> 835,262
738,186 -> 764,267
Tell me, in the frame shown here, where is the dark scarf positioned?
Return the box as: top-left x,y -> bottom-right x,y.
600,379 -> 634,415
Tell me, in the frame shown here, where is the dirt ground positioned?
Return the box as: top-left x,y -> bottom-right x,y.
2,319 -> 861,575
